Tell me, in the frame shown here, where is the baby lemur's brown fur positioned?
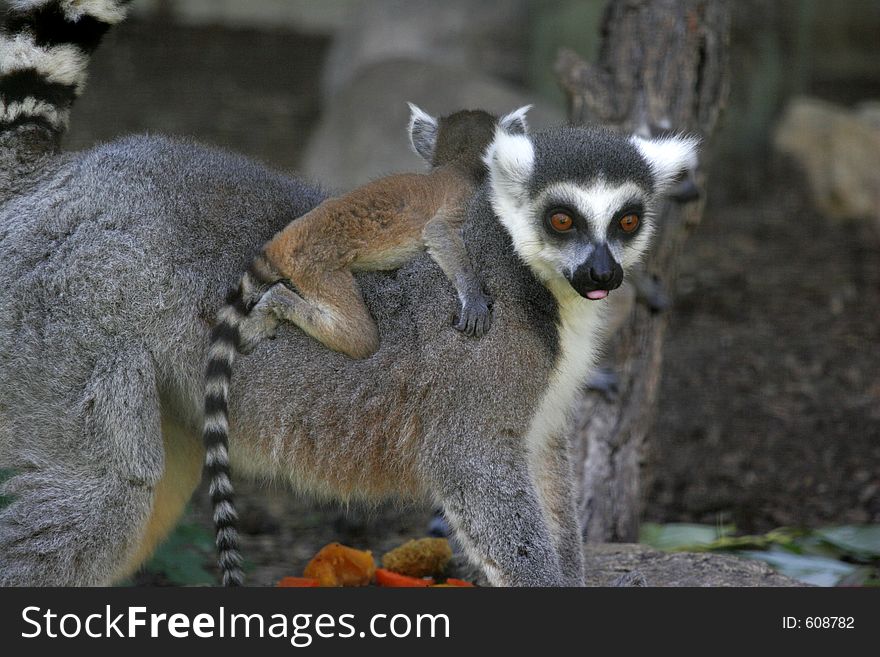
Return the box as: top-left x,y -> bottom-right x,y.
203,104 -> 531,584
242,106 -> 505,358
259,164 -> 485,358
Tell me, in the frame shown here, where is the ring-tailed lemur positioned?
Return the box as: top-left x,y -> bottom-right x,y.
0,1 -> 696,586
204,105 -> 530,585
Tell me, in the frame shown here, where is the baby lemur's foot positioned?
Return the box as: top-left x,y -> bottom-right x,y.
454,294 -> 492,338
237,330 -> 269,355
236,303 -> 279,354
259,282 -> 307,321
237,283 -> 301,353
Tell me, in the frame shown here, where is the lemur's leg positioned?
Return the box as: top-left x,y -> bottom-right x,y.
0,349 -> 170,585
423,213 -> 492,338
255,274 -> 379,359
427,436 -> 565,587
530,431 -> 586,586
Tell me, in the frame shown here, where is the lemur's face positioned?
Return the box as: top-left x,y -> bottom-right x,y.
527,179 -> 647,299
484,125 -> 698,301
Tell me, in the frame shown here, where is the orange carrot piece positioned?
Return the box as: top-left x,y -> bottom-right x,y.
375,568 -> 435,587
277,576 -> 321,587
442,578 -> 475,587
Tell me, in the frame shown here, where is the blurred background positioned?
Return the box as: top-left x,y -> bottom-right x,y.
58,0 -> 880,585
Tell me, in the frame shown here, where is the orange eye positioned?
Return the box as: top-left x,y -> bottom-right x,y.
619,213 -> 640,233
549,212 -> 574,232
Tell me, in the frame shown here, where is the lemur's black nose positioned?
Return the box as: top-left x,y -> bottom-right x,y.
588,243 -> 616,283
568,242 -> 624,298
590,266 -> 614,284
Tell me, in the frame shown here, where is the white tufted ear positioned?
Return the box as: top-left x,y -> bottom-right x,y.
499,104 -> 532,135
630,134 -> 700,193
483,127 -> 535,203
407,102 -> 439,163
483,126 -> 535,213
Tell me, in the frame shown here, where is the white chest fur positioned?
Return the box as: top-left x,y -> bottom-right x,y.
525,279 -> 609,452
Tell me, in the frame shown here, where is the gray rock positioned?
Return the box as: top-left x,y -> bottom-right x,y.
856,101 -> 880,131
301,59 -> 565,192
444,542 -> 804,586
320,0 -> 530,103
583,543 -> 804,587
774,96 -> 880,225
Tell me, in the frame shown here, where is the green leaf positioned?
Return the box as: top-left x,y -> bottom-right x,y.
139,518 -> 217,586
739,549 -> 859,587
640,523 -> 735,551
815,526 -> 880,559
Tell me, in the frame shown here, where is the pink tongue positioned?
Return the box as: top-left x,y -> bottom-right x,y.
586,290 -> 609,300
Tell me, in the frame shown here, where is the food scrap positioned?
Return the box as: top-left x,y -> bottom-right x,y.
275,538 -> 476,588
276,576 -> 320,587
434,578 -> 475,587
375,568 -> 435,587
381,537 -> 452,578
303,542 -> 376,587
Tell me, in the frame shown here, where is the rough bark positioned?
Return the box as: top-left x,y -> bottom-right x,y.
555,0 -> 730,542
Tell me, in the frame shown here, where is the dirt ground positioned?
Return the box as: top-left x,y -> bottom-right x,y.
65,21 -> 880,585
644,159 -> 880,532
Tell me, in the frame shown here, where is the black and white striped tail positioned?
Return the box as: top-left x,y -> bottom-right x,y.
203,256 -> 278,587
1,0 -> 129,153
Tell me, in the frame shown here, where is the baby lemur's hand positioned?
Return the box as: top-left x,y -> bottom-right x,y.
454,293 -> 493,338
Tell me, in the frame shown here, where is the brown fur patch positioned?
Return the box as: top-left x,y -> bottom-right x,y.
230,374 -> 426,502
258,166 -> 477,359
264,168 -> 472,283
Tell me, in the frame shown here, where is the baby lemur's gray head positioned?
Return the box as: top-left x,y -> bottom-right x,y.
483,124 -> 699,301
407,102 -> 531,181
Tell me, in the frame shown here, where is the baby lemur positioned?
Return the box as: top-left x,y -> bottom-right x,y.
237,104 -> 525,358
204,104 -> 531,584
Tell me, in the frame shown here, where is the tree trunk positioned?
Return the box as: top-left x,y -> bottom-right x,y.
555,0 -> 730,542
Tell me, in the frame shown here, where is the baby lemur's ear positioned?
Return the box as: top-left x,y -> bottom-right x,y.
498,105 -> 532,135
407,102 -> 439,163
630,134 -> 700,194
